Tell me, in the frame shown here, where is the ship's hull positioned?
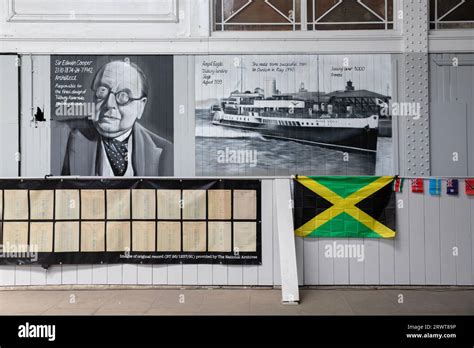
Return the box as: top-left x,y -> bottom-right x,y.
213,114 -> 379,152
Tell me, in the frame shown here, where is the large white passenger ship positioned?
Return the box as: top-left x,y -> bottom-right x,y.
211,80 -> 390,152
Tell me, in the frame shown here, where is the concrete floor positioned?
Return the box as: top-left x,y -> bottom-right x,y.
0,288 -> 472,315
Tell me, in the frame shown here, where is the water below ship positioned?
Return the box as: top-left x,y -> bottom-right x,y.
195,109 -> 392,176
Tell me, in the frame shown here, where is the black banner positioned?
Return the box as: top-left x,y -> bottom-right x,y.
0,315 -> 472,346
0,178 -> 261,266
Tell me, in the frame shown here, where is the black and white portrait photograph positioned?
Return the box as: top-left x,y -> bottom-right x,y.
195,54 -> 393,176
51,55 -> 174,176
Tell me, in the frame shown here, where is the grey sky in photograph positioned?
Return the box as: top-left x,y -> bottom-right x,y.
196,54 -> 392,104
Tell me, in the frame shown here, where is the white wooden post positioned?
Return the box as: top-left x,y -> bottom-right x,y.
274,178 -> 300,304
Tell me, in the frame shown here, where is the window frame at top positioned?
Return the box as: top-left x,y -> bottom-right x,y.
212,0 -> 397,33
429,0 -> 474,30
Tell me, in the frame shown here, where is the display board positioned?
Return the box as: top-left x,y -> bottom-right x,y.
0,179 -> 261,265
50,55 -> 174,177
195,54 -> 393,176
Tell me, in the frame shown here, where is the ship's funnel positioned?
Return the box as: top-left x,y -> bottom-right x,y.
264,78 -> 277,98
345,80 -> 355,91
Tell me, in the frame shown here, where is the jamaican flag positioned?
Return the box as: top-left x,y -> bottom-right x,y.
294,176 -> 396,238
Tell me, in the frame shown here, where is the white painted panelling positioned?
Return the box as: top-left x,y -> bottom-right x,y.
183,265 -> 198,285
122,264 -> 138,285
46,265 -> 62,285
379,239 -> 395,285
364,239 -> 380,285
257,180 -> 274,286
301,183 -> 474,286
1,181 -> 474,286
333,239 -> 349,285
61,265 -> 78,284
0,55 -> 19,177
20,55 -> 51,177
455,183 -> 472,285
227,266 -> 243,286
107,265 -> 123,285
7,0 -> 177,22
30,266 -> 47,285
303,239 -> 319,285
242,265 -> 258,286
1,51 -> 473,287
440,182 -> 457,285
318,240 -> 334,284
349,242 -> 365,284
152,265 -> 168,285
1,0 -> 469,55
295,237 -> 304,286
14,265 -> 31,285
92,265 -> 107,284
408,191 -> 426,285
167,264 -> 183,285
394,190 -> 410,284
137,265 -> 153,285
424,191 -> 441,284
0,266 -> 15,285
197,265 -> 212,285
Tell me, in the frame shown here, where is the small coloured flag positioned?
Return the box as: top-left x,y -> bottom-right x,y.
393,177 -> 404,192
466,179 -> 474,195
411,178 -> 424,193
447,179 -> 459,195
429,178 -> 441,196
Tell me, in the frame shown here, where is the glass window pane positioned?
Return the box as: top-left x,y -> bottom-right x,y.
215,0 -> 394,31
430,0 -> 474,29
214,0 -> 301,31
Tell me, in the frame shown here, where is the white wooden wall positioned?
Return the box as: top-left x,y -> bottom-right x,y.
1,55 -> 473,287
0,180 -> 279,287
0,55 -> 19,177
1,178 -> 473,286
299,181 -> 474,286
1,0 -> 471,55
1,0 -> 473,287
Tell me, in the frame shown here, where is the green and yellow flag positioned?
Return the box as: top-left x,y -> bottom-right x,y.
294,176 -> 396,238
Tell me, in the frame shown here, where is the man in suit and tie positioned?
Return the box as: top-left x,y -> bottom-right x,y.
61,60 -> 173,176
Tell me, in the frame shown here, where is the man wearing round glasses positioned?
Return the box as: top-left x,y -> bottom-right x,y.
61,60 -> 173,176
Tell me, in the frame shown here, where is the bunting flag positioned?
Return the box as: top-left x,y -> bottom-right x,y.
466,179 -> 474,195
429,178 -> 441,196
447,179 -> 459,195
393,177 -> 404,192
293,176 -> 396,239
411,178 -> 424,193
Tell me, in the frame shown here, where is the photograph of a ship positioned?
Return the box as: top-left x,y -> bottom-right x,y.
195,55 -> 393,176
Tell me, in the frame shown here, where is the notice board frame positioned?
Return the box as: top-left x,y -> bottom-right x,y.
0,178 -> 262,266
